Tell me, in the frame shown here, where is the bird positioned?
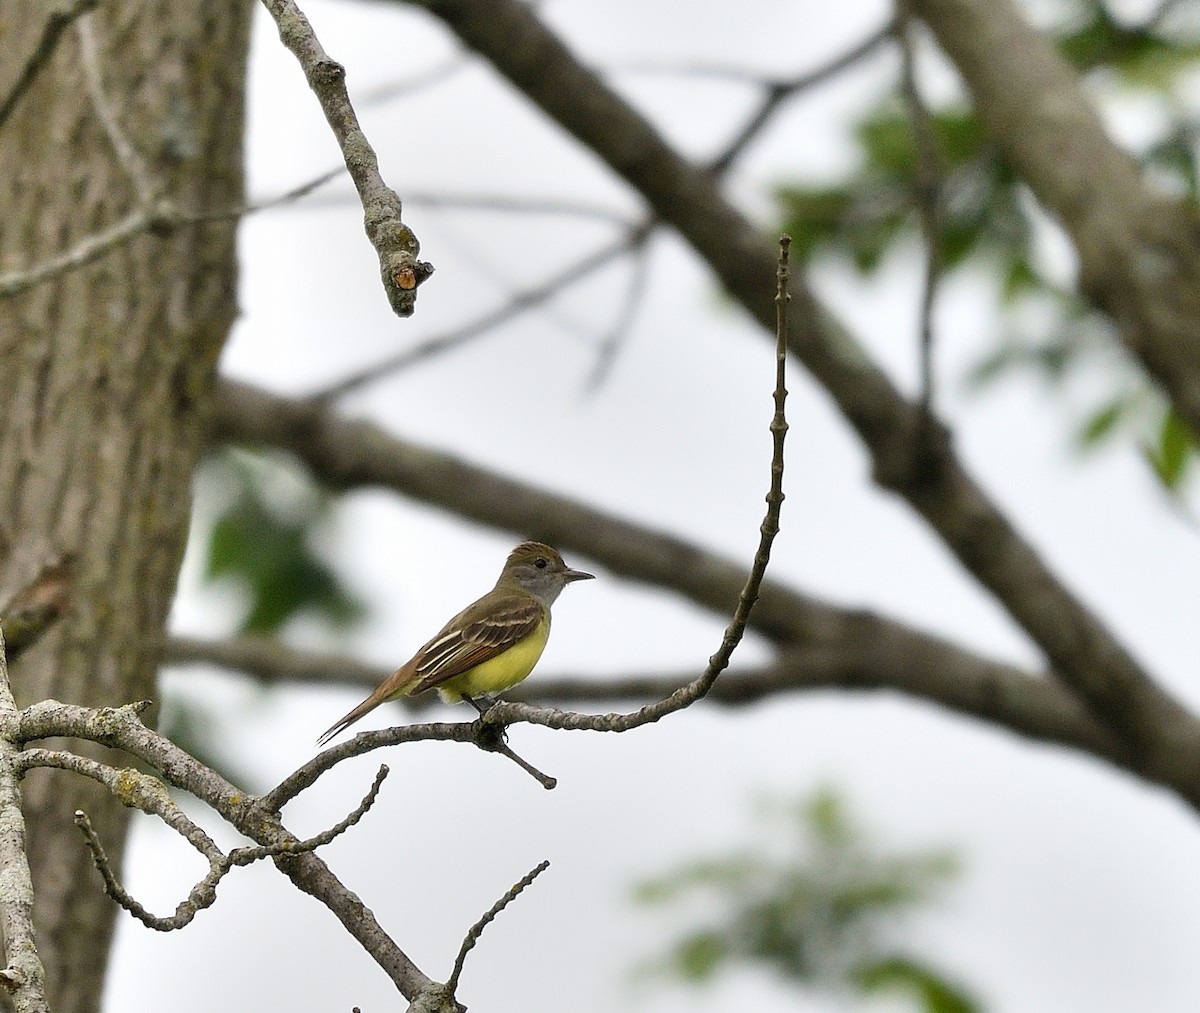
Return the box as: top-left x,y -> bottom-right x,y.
317,541 -> 594,745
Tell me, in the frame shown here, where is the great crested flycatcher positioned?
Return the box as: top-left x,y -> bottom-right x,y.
317,541 -> 593,745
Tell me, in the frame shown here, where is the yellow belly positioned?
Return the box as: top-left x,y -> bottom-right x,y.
436,616 -> 550,702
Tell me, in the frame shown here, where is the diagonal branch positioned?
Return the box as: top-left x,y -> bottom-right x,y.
705,19 -> 896,176
0,0 -> 98,132
445,859 -> 550,997
402,0 -> 1200,798
311,219 -> 654,400
258,0 -> 431,316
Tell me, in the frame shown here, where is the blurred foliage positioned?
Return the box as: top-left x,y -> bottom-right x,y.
155,687 -> 262,793
776,0 -> 1200,492
198,449 -> 367,636
634,788 -> 979,1012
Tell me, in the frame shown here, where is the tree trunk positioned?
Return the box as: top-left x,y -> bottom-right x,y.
0,4 -> 250,1010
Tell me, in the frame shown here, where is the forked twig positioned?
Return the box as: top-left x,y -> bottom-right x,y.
69,766 -> 389,931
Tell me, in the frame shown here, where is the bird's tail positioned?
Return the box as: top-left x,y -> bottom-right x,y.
316,692 -> 383,747
316,665 -> 416,747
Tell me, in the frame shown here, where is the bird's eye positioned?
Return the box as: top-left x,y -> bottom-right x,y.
534,557 -> 548,569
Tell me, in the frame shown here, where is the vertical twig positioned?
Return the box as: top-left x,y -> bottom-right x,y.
897,6 -> 944,430
0,629 -> 49,1013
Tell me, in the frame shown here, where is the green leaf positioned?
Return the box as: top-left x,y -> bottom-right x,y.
672,932 -> 729,981
635,789 -> 966,996
855,955 -> 980,1013
1077,396 -> 1130,448
1143,407 -> 1196,490
199,450 -> 367,635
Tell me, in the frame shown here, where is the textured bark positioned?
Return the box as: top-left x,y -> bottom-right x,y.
0,4 -> 250,1010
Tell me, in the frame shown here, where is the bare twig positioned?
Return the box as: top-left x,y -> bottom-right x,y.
401,191 -> 634,224
281,184 -> 636,223
896,6 -> 944,427
0,166 -> 347,301
0,164 -> 346,301
66,765 -> 389,931
257,0 -> 431,316
263,721 -> 475,813
356,52 -> 468,106
706,20 -> 897,176
0,630 -> 48,1012
0,0 -> 98,132
77,16 -> 156,203
0,205 -> 173,298
445,860 -> 551,996
310,219 -> 654,400
585,240 -> 651,389
197,167 -> 344,224
468,722 -> 556,789
19,749 -> 219,854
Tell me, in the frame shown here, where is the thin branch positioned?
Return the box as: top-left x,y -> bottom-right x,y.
466,721 -> 557,789
445,860 -> 550,996
71,810 -> 217,933
585,240 -> 651,390
0,630 -> 48,1013
356,52 -> 468,106
402,191 -> 634,224
0,167 -> 346,301
77,15 -> 156,203
257,183 -> 637,223
0,205 -> 169,299
706,20 -> 897,176
257,0 -> 431,316
263,721 -> 475,813
18,749 -> 220,855
895,7 -> 944,429
310,219 -> 654,400
614,23 -> 893,88
0,0 -> 98,132
197,167 -> 345,224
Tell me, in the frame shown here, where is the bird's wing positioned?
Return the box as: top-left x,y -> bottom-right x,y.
408,595 -> 544,694
315,595 -> 543,746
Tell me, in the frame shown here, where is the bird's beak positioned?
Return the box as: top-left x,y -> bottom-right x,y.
564,567 -> 595,583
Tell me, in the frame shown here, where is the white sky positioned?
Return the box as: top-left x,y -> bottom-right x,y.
103,1 -> 1200,1011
